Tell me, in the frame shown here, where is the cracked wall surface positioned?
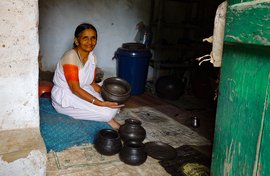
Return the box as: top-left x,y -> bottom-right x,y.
0,0 -> 39,130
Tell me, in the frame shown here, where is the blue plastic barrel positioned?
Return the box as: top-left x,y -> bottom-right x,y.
114,43 -> 152,95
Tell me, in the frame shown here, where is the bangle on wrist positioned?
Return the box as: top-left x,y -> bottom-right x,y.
92,99 -> 95,104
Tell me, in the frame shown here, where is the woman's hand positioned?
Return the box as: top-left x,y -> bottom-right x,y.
100,101 -> 125,109
91,82 -> 101,93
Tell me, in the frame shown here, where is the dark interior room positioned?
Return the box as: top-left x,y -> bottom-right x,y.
2,0 -> 269,175
37,0 -> 223,174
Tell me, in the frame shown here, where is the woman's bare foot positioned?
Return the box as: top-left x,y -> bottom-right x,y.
108,119 -> 121,130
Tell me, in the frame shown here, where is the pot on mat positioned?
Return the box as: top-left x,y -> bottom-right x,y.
94,129 -> 122,156
119,118 -> 146,142
119,141 -> 147,166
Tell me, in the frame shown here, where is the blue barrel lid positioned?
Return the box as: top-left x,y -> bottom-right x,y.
115,43 -> 152,57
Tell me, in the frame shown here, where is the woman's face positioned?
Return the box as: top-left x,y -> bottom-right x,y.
77,28 -> 97,52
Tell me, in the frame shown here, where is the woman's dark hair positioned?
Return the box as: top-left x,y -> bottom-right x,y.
73,23 -> 97,48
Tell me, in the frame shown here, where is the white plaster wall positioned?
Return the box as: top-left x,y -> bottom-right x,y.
0,150 -> 46,176
0,0 -> 39,130
39,0 -> 151,76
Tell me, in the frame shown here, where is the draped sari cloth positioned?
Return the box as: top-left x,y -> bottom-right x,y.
51,49 -> 118,122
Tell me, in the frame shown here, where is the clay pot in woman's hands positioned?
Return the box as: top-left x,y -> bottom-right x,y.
119,118 -> 146,142
101,77 -> 131,104
94,129 -> 122,156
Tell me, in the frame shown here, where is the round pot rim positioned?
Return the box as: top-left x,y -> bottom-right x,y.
101,86 -> 131,97
123,141 -> 144,148
125,118 -> 142,125
102,77 -> 131,96
99,129 -> 120,140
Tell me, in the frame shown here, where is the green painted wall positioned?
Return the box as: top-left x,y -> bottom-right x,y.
225,2 -> 270,46
211,0 -> 270,175
211,45 -> 270,175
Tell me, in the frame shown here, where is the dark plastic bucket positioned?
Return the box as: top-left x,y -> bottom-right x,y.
114,43 -> 152,95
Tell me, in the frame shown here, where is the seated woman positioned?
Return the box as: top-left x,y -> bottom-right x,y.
51,23 -> 123,129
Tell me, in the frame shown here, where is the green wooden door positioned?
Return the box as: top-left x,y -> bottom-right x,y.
211,1 -> 270,175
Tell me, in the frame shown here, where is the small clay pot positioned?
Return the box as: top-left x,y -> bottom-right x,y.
94,129 -> 122,156
119,118 -> 146,142
119,141 -> 147,166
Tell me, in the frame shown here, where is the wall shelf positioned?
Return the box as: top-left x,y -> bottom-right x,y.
149,0 -> 213,86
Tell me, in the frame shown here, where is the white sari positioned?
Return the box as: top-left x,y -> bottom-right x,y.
51,49 -> 118,122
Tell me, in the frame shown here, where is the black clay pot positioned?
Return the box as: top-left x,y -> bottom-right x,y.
156,75 -> 185,100
119,141 -> 147,166
119,118 -> 146,142
94,129 -> 122,156
101,77 -> 131,104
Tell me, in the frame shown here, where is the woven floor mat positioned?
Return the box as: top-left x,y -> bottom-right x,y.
46,106 -> 210,176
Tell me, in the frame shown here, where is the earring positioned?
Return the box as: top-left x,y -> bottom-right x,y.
74,38 -> 79,46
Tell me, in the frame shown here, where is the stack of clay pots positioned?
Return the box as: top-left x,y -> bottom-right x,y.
118,118 -> 147,166
94,118 -> 147,166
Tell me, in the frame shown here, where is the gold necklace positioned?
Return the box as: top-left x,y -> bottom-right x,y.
76,50 -> 86,65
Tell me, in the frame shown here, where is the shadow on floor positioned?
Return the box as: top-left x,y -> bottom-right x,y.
149,92 -> 217,157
